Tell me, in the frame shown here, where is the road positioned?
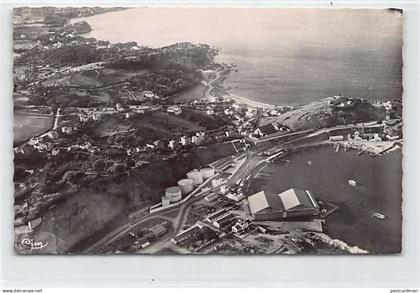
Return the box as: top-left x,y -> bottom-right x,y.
204,64 -> 229,99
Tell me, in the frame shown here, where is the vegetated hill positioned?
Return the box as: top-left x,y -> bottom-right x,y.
28,187 -> 129,254
18,42 -> 217,106
28,141 -> 237,253
261,97 -> 387,131
106,42 -> 218,72
178,108 -> 230,130
131,111 -> 206,139
13,7 -> 126,24
67,21 -> 91,34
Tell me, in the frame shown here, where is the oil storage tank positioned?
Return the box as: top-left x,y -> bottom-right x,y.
178,178 -> 194,195
200,167 -> 215,179
187,169 -> 204,186
165,186 -> 182,203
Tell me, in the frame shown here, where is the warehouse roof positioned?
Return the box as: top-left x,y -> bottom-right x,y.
247,188 -> 318,215
247,191 -> 270,214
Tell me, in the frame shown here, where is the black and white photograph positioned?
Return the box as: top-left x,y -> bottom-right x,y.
12,6 -> 403,255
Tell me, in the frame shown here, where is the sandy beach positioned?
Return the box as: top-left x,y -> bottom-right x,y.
225,92 -> 276,109
208,64 -> 276,109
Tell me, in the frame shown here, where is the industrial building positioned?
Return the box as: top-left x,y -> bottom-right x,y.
165,186 -> 182,203
206,208 -> 228,222
171,225 -> 201,244
145,225 -> 167,240
212,213 -> 235,229
247,188 -> 320,221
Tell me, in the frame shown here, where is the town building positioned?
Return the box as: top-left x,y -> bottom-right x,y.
329,135 -> 344,141
254,123 -> 279,137
168,140 -> 175,149
61,126 -> 73,134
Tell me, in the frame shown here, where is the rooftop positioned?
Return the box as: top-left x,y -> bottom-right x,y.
247,188 -> 319,215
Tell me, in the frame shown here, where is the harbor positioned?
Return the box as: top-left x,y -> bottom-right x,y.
247,145 -> 402,253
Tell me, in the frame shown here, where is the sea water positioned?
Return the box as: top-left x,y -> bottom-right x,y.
77,7 -> 403,106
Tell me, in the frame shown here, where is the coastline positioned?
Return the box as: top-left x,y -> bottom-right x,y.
209,63 -> 277,109
75,9 -> 278,110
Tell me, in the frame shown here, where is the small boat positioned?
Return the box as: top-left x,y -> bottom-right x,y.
372,212 -> 386,220
348,179 -> 357,187
357,151 -> 364,155
307,160 -> 312,165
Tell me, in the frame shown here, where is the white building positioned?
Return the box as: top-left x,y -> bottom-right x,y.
191,135 -> 200,144
226,192 -> 245,202
79,115 -> 89,122
212,178 -> 225,188
143,91 -> 155,99
232,220 -> 250,234
92,113 -> 101,121
168,140 -> 175,149
61,126 -> 72,134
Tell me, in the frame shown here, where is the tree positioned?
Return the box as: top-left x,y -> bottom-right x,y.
113,163 -> 127,174
93,159 -> 106,171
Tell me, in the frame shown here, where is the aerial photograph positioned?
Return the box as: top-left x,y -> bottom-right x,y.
12,7 -> 403,255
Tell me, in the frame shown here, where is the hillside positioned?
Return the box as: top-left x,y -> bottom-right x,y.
26,141 -> 238,253
260,97 -> 387,131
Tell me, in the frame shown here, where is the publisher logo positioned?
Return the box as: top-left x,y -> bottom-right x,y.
21,238 -> 48,250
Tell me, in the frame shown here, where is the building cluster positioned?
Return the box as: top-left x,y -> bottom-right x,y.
207,209 -> 236,230
171,224 -> 219,252
253,122 -> 290,138
119,222 -> 169,252
327,95 -> 361,109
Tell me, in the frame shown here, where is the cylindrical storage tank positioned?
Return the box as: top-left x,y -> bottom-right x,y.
165,186 -> 182,203
187,170 -> 203,186
178,178 -> 194,195
200,167 -> 215,179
